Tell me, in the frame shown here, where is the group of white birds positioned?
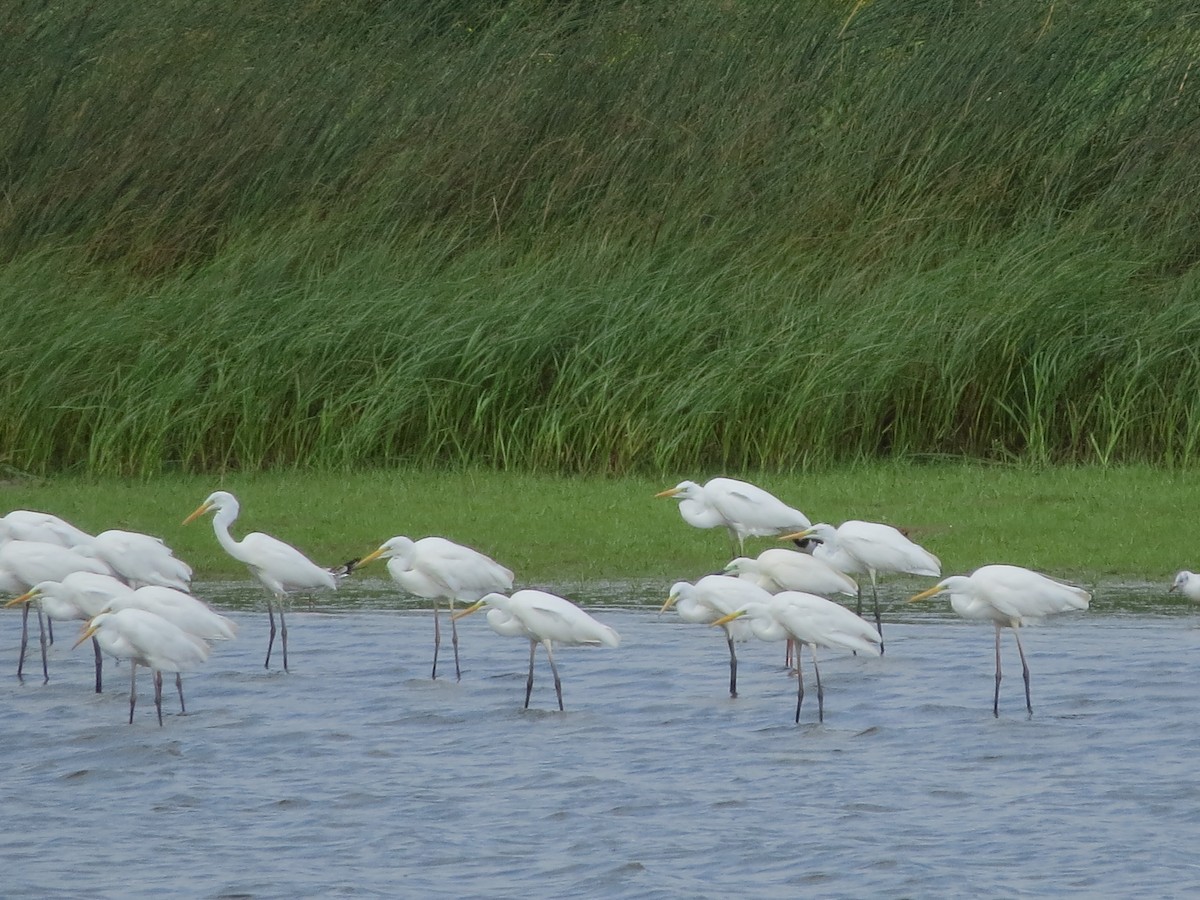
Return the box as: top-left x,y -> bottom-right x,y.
3,473 -> 1146,727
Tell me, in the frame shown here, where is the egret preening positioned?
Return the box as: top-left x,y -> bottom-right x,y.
452,590 -> 619,710
1169,571 -> 1200,601
662,575 -> 776,697
712,592 -> 881,723
183,490 -> 338,671
75,608 -> 211,726
357,535 -> 514,681
655,477 -> 811,557
909,564 -> 1090,717
782,521 -> 940,653
7,573 -> 133,692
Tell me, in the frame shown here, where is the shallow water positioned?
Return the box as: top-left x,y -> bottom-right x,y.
3,580 -> 1199,898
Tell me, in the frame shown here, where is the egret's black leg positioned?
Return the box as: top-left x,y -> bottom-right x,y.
36,606 -> 48,684
129,663 -> 138,724
726,631 -> 738,698
545,641 -> 563,711
264,597 -> 276,670
811,647 -> 824,723
153,670 -> 164,726
17,603 -> 29,680
176,672 -> 186,713
993,624 -> 1003,718
47,617 -> 54,646
431,600 -> 442,680
278,602 -> 289,672
93,636 -> 103,693
1013,627 -> 1032,716
795,645 -> 805,723
524,640 -> 536,709
871,575 -> 885,656
449,599 -> 461,682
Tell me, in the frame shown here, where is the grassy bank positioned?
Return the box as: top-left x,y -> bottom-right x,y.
3,2 -> 1200,476
0,465 -> 1190,586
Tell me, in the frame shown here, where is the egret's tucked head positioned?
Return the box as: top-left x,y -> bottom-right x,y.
660,581 -> 693,614
358,536 -> 415,568
72,608 -> 113,649
722,558 -> 754,576
1170,571 -> 1191,592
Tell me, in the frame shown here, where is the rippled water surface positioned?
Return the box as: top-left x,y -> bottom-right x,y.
3,579 -> 1199,898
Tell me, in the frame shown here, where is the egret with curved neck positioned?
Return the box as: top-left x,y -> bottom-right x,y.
184,490 -> 337,671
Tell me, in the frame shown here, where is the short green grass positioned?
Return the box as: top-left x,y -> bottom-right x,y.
0,464 -> 1190,587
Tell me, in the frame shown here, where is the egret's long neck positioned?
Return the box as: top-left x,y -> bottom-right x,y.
751,618 -> 788,642
212,506 -> 249,564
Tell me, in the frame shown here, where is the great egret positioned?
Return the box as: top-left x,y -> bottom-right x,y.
782,520 -> 940,653
1169,571 -> 1200,601
6,573 -> 133,692
183,490 -> 339,671
75,608 -> 211,726
655,477 -> 811,557
452,590 -> 619,710
357,536 -> 513,681
661,575 -> 776,697
712,591 -> 881,723
909,564 -> 1090,717
85,529 -> 193,591
0,539 -> 115,683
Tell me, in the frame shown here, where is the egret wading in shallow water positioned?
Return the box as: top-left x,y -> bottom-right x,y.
6,573 -> 133,692
910,564 -> 1090,717
357,536 -> 513,681
782,521 -> 940,654
452,590 -> 619,710
75,607 -> 211,725
0,539 -> 114,684
1169,571 -> 1200,601
661,575 -> 775,698
713,592 -> 881,724
725,548 -> 860,668
184,491 -> 340,672
655,477 -> 810,558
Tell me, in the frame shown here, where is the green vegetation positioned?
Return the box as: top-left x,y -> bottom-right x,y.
3,2 -> 1199,478
0,466 -> 1190,585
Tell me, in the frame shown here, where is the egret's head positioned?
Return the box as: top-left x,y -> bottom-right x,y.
4,583 -> 44,607
722,558 -> 754,577
655,480 -> 699,501
909,576 -> 969,603
660,581 -> 693,614
451,592 -> 505,622
72,608 -> 114,649
779,523 -> 835,544
183,490 -> 236,525
357,536 -> 415,568
1170,571 -> 1191,593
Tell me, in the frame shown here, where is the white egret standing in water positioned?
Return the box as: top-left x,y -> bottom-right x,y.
183,491 -> 339,671
357,535 -> 514,681
453,590 -> 619,710
713,592 -> 881,723
910,564 -> 1090,717
782,520 -> 940,653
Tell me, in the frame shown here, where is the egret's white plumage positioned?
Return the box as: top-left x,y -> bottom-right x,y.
86,529 -> 193,591
655,477 -> 811,557
910,564 -> 1090,717
453,589 -> 619,710
0,510 -> 92,548
724,549 -> 858,597
184,490 -> 337,671
662,575 -> 776,697
75,607 -> 211,725
784,520 -> 940,651
358,535 -> 514,681
714,592 -> 881,723
105,586 -> 237,643
1169,570 -> 1200,601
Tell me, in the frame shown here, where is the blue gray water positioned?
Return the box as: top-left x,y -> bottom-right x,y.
2,579 -> 1199,898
